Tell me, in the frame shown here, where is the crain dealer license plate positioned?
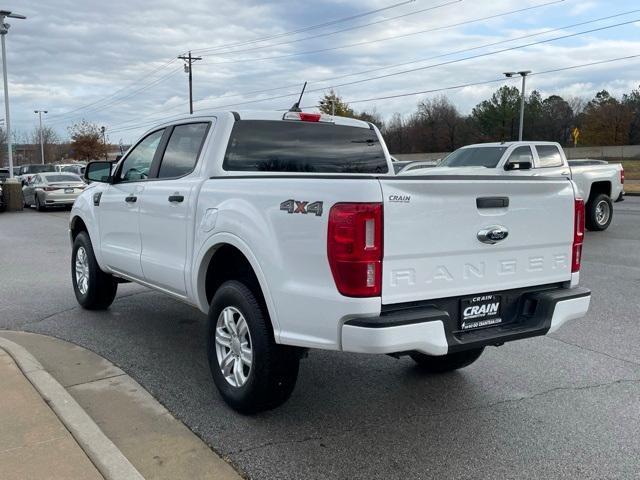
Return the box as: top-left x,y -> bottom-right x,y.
460,294 -> 502,331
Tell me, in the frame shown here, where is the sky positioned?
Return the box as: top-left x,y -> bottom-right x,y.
2,0 -> 640,144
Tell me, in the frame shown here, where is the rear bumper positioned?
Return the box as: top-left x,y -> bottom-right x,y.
341,285 -> 590,356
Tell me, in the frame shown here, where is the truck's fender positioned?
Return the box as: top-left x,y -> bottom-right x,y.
69,187 -> 107,270
192,231 -> 282,342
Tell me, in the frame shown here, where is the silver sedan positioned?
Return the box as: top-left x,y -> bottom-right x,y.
22,172 -> 87,211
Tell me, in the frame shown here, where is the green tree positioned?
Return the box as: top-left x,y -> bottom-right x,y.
318,89 -> 354,117
68,120 -> 107,161
622,85 -> 640,144
470,86 -> 521,141
581,90 -> 632,146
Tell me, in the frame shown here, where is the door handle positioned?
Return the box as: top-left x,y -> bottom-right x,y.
168,194 -> 184,203
125,195 -> 137,203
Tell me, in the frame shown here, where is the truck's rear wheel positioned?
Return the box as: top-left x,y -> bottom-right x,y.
410,347 -> 484,373
208,280 -> 299,414
71,231 -> 118,310
586,194 -> 613,231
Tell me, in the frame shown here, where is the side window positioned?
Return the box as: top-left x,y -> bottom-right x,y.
32,175 -> 41,185
536,145 -> 563,168
507,146 -> 533,163
157,123 -> 208,179
118,129 -> 164,182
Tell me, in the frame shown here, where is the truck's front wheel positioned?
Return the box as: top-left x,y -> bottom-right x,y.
71,232 -> 118,310
410,347 -> 484,373
208,280 -> 299,414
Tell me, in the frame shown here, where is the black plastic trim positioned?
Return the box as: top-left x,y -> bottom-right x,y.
477,196 -> 509,208
231,111 -> 240,121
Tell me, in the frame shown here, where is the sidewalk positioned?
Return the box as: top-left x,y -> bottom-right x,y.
0,348 -> 102,480
0,331 -> 241,480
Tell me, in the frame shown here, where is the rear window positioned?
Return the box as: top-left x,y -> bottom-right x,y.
440,147 -> 508,168
46,174 -> 81,183
223,120 -> 388,173
25,164 -> 56,174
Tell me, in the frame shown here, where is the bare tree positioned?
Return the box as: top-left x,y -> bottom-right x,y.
30,126 -> 60,164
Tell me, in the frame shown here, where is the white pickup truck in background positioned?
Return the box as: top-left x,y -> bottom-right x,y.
70,112 -> 591,413
404,141 -> 624,231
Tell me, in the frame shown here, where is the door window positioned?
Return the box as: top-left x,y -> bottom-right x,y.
506,146 -> 533,165
118,129 -> 164,182
157,123 -> 209,178
536,145 -> 563,168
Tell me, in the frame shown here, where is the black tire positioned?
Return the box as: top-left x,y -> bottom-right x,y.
410,347 -> 484,373
207,280 -> 300,414
71,231 -> 118,310
35,194 -> 46,211
585,193 -> 613,231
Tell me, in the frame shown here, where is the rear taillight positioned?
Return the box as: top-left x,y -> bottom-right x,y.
620,168 -> 624,185
572,198 -> 585,273
327,203 -> 383,297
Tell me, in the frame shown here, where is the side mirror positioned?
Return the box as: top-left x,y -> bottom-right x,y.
85,161 -> 113,183
505,160 -> 532,171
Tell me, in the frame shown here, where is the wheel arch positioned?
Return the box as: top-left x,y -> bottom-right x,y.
194,233 -> 281,341
587,180 -> 611,203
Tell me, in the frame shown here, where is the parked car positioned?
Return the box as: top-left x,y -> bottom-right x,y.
23,172 -> 86,211
55,163 -> 86,176
405,141 -> 624,231
69,112 -> 590,413
16,163 -> 56,186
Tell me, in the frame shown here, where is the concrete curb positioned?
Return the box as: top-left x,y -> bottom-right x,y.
0,337 -> 144,480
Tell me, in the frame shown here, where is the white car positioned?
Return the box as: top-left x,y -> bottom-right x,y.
404,141 -> 624,231
69,112 -> 591,413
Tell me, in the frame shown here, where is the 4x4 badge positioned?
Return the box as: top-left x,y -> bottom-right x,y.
280,199 -> 323,217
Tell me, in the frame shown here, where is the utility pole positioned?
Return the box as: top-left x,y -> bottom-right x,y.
177,51 -> 202,114
504,70 -> 531,141
34,110 -> 48,164
101,126 -> 107,160
0,10 -> 26,178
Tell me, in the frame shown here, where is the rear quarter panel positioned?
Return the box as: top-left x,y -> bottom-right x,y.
192,177 -> 384,350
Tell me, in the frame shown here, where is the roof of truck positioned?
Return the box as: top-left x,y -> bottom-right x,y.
460,141 -> 561,148
149,110 -> 372,131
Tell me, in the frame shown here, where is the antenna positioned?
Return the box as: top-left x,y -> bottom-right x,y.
289,81 -> 307,112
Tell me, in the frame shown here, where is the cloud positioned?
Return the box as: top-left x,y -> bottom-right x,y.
1,0 -> 638,143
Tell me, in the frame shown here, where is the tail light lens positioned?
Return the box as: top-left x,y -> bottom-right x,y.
572,198 -> 585,273
328,203 -> 383,297
620,168 -> 624,185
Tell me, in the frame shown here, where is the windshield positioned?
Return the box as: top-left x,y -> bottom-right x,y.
46,174 -> 82,183
223,120 -> 388,173
440,147 -> 508,168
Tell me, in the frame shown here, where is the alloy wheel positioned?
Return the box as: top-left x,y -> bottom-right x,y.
75,246 -> 90,295
215,306 -> 253,387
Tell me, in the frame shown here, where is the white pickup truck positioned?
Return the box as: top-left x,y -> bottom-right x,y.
411,141 -> 624,231
70,112 -> 591,413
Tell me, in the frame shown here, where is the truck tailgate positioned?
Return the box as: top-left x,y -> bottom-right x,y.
379,176 -> 575,305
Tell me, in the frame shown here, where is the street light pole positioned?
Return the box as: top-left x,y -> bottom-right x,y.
504,70 -> 531,141
0,10 -> 26,178
34,110 -> 48,164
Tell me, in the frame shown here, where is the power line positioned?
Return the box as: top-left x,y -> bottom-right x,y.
46,58 -> 179,120
186,0 -> 417,56
105,0 -> 582,129
193,0 -> 462,58
106,54 -> 640,135
339,54 -> 640,105
43,0 -> 417,124
198,0 -> 565,64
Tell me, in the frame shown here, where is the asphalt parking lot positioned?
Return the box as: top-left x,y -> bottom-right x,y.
1,199 -> 639,480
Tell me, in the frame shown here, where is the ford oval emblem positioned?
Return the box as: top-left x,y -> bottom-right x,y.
477,225 -> 509,244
